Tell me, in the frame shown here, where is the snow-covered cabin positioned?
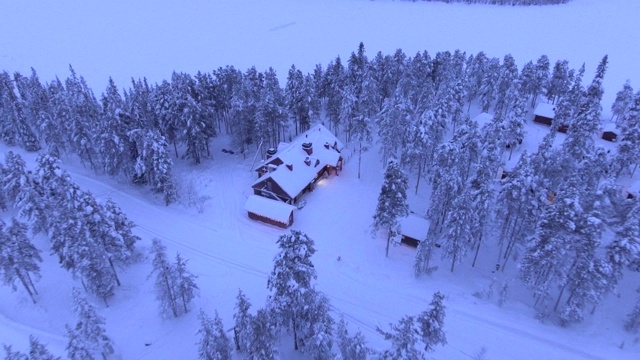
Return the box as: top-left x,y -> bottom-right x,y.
533,102 -> 555,126
533,102 -> 568,133
601,122 -> 619,142
244,195 -> 296,228
399,214 -> 430,248
251,124 -> 344,205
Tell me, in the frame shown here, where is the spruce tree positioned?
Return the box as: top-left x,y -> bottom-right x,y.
266,230 -> 317,350
233,289 -> 253,353
196,310 -> 232,360
246,309 -> 278,360
416,292 -> 447,353
150,238 -> 178,317
336,316 -> 369,360
173,253 -> 199,315
0,218 -> 42,303
372,158 -> 409,257
65,288 -> 114,360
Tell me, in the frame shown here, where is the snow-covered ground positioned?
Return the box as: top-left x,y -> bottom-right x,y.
2,0 -> 640,359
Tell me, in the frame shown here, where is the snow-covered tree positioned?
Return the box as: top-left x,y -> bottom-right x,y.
416,292 -> 447,353
196,309 -> 232,360
0,218 -> 42,303
372,158 -> 409,257
246,309 -> 278,360
150,238 -> 179,317
173,253 -> 199,315
377,315 -> 423,360
233,289 -> 253,353
625,294 -> 640,333
3,151 -> 28,205
336,317 -> 369,360
266,230 -> 317,350
28,335 -> 61,360
611,80 -> 634,123
65,288 -> 114,360
612,93 -> 640,177
546,60 -> 571,104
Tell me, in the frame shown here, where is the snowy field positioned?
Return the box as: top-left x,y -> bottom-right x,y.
2,0 -> 640,359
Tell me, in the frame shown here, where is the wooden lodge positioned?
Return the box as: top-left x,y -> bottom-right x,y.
245,124 -> 344,227
399,214 -> 430,248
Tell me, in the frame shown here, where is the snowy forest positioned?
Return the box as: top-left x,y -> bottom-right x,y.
1,39 -> 640,358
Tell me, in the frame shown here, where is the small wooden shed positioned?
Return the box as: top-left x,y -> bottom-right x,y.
601,122 -> 618,142
533,102 -> 556,126
244,195 -> 296,228
399,214 -> 430,248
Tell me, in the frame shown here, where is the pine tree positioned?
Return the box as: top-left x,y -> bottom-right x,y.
266,230 -> 317,350
150,238 -> 179,317
66,288 -> 114,360
233,289 -> 253,353
3,345 -> 28,360
97,77 -> 130,176
336,316 -> 369,360
246,309 -> 278,360
28,335 -> 61,360
298,289 -> 334,359
0,218 -> 42,303
196,310 -> 232,360
101,198 -> 140,260
441,188 -> 474,272
546,60 -> 571,104
416,292 -> 447,353
377,315 -> 424,360
3,151 -> 28,205
625,294 -> 640,333
64,66 -> 100,169
612,93 -> 640,177
372,158 -> 409,257
173,253 -> 199,315
494,151 -> 541,271
611,80 -> 634,123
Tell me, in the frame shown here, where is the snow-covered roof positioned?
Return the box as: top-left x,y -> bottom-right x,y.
601,121 -> 618,132
472,112 -> 494,131
244,195 -> 295,223
534,102 -> 556,119
399,214 -> 430,241
253,124 -> 344,199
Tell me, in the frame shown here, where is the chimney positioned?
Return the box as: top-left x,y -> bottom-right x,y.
266,147 -> 277,159
302,142 -> 313,155
315,159 -> 320,167
304,157 -> 311,166
324,142 -> 330,149
286,164 -> 293,171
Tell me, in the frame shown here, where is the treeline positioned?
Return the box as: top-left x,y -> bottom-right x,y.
407,0 -> 571,5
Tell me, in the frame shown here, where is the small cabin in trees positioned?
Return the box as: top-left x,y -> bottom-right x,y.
398,214 -> 430,248
533,102 -> 555,126
601,122 -> 619,142
244,195 -> 296,228
246,124 -> 344,226
533,102 -> 569,133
